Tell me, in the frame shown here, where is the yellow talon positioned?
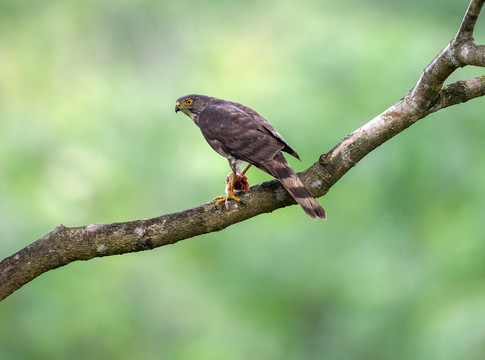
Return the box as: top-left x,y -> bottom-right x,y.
214,193 -> 241,208
214,169 -> 250,209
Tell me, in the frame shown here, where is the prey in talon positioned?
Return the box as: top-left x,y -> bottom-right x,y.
214,168 -> 250,209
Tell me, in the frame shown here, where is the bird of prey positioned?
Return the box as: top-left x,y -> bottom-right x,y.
175,94 -> 326,220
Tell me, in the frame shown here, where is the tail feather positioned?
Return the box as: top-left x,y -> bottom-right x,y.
258,153 -> 327,220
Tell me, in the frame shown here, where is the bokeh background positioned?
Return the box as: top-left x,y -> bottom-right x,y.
2,0 -> 485,359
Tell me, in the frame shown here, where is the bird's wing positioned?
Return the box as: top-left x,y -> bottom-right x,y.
198,104 -> 289,165
234,103 -> 301,160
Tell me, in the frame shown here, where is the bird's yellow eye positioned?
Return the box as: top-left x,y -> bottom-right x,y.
185,99 -> 193,106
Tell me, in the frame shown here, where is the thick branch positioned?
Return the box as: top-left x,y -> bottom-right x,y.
2,0 -> 485,301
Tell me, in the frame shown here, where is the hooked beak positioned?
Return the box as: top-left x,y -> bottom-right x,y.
175,101 -> 182,113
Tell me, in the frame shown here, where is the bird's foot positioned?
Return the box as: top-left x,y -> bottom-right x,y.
214,172 -> 249,209
214,193 -> 242,209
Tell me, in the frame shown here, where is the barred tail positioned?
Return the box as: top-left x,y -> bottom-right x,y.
258,153 -> 327,220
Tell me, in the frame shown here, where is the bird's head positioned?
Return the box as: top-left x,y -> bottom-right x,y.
175,94 -> 211,121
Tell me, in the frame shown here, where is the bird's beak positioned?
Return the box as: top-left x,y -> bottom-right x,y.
175,101 -> 182,113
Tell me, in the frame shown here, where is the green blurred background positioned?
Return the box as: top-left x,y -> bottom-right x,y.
2,0 -> 485,359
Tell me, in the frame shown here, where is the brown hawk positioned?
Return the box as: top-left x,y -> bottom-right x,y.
175,94 -> 326,220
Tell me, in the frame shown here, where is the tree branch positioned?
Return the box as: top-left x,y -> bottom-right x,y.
430,75 -> 485,112
1,0 -> 485,301
456,0 -> 484,40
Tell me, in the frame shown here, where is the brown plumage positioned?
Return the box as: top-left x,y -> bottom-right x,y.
175,94 -> 326,220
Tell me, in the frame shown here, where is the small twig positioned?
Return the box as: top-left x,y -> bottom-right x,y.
455,0 -> 484,40
430,75 -> 485,112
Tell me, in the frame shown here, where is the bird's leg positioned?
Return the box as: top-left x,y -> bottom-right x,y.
241,163 -> 252,176
214,170 -> 241,209
231,163 -> 251,193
